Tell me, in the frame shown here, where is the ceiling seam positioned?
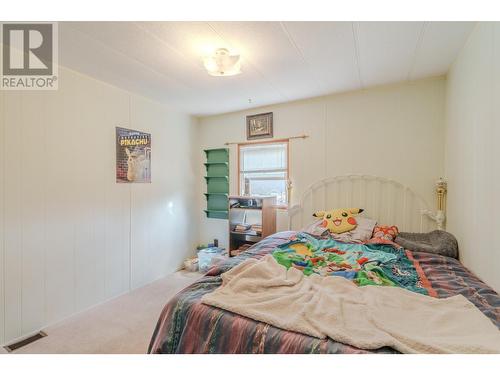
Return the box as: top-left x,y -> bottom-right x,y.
351,22 -> 364,89
279,22 -> 324,93
206,22 -> 290,103
64,24 -> 195,91
407,22 -> 428,81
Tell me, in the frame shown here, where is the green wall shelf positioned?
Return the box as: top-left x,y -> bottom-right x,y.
204,210 -> 229,219
204,148 -> 229,219
204,176 -> 229,180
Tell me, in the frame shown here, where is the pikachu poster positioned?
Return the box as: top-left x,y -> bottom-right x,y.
116,127 -> 151,183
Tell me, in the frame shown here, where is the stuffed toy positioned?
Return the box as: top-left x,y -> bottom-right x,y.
313,208 -> 364,234
372,225 -> 399,241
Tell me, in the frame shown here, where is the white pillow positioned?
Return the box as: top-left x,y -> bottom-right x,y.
336,216 -> 377,242
302,216 -> 377,242
302,219 -> 329,236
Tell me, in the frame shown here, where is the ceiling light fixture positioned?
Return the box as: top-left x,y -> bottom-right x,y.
203,48 -> 241,76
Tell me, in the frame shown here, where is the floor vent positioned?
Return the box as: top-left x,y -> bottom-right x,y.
4,331 -> 47,352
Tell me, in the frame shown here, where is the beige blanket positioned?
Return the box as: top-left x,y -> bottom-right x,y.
201,255 -> 500,354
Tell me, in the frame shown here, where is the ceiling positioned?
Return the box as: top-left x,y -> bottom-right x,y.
59,22 -> 475,116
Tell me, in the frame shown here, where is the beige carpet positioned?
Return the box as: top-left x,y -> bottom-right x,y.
3,270 -> 201,354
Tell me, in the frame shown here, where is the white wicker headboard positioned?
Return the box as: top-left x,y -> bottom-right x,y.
288,175 -> 443,233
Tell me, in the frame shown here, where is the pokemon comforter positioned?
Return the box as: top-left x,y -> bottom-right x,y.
272,232 -> 429,295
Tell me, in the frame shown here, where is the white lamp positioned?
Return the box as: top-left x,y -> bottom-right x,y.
203,48 -> 241,76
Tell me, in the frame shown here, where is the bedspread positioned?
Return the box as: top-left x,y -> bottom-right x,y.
272,232 -> 429,294
148,231 -> 500,354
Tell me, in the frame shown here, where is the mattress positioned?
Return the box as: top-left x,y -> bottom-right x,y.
148,231 -> 500,354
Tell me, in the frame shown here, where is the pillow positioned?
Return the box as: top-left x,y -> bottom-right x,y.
303,216 -> 376,242
312,208 -> 364,234
371,225 -> 399,241
302,219 -> 329,237
332,216 -> 377,242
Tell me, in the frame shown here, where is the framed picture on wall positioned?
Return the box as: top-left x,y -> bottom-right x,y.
246,112 -> 273,140
116,127 -> 151,183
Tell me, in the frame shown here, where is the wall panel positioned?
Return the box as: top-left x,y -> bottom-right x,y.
20,93 -> 47,334
103,94 -> 131,299
44,76 -> 79,324
72,71 -> 108,312
129,98 -> 199,289
3,93 -> 23,342
445,23 -> 500,292
1,66 -> 198,345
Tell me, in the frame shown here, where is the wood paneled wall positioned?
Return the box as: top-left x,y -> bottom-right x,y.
0,67 -> 199,345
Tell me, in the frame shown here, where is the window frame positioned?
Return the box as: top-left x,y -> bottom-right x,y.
237,139 -> 289,208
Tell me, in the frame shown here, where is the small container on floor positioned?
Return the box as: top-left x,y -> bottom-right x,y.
198,247 -> 225,272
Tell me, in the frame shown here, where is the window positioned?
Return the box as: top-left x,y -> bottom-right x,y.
239,141 -> 288,205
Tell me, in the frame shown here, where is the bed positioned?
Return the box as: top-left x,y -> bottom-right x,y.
148,176 -> 500,354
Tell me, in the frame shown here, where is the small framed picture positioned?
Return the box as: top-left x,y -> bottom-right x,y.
246,112 -> 273,140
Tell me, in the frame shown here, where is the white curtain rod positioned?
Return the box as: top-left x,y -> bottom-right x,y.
224,134 -> 309,146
